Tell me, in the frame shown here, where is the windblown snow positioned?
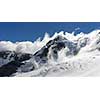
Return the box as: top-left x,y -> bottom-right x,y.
0,30 -> 100,77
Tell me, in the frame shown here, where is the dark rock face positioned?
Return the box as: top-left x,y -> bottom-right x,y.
0,51 -> 34,76
0,51 -> 33,62
14,53 -> 33,62
0,51 -> 11,59
0,61 -> 24,77
65,41 -> 78,56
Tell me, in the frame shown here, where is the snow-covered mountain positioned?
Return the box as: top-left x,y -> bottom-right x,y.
0,30 -> 100,77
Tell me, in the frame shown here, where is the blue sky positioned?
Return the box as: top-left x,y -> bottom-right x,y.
0,22 -> 100,42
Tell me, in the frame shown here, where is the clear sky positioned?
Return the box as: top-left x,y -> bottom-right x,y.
0,22 -> 100,42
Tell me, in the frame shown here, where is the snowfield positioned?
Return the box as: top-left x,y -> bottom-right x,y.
0,30 -> 100,77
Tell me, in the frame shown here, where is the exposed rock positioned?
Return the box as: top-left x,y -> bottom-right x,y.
0,61 -> 23,77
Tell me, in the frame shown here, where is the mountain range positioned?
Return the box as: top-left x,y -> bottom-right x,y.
0,30 -> 100,76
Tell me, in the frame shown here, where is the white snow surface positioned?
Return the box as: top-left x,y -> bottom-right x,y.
1,30 -> 100,76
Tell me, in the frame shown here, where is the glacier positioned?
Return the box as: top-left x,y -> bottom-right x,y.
0,30 -> 100,76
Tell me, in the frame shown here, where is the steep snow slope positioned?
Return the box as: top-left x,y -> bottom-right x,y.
1,30 -> 100,77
